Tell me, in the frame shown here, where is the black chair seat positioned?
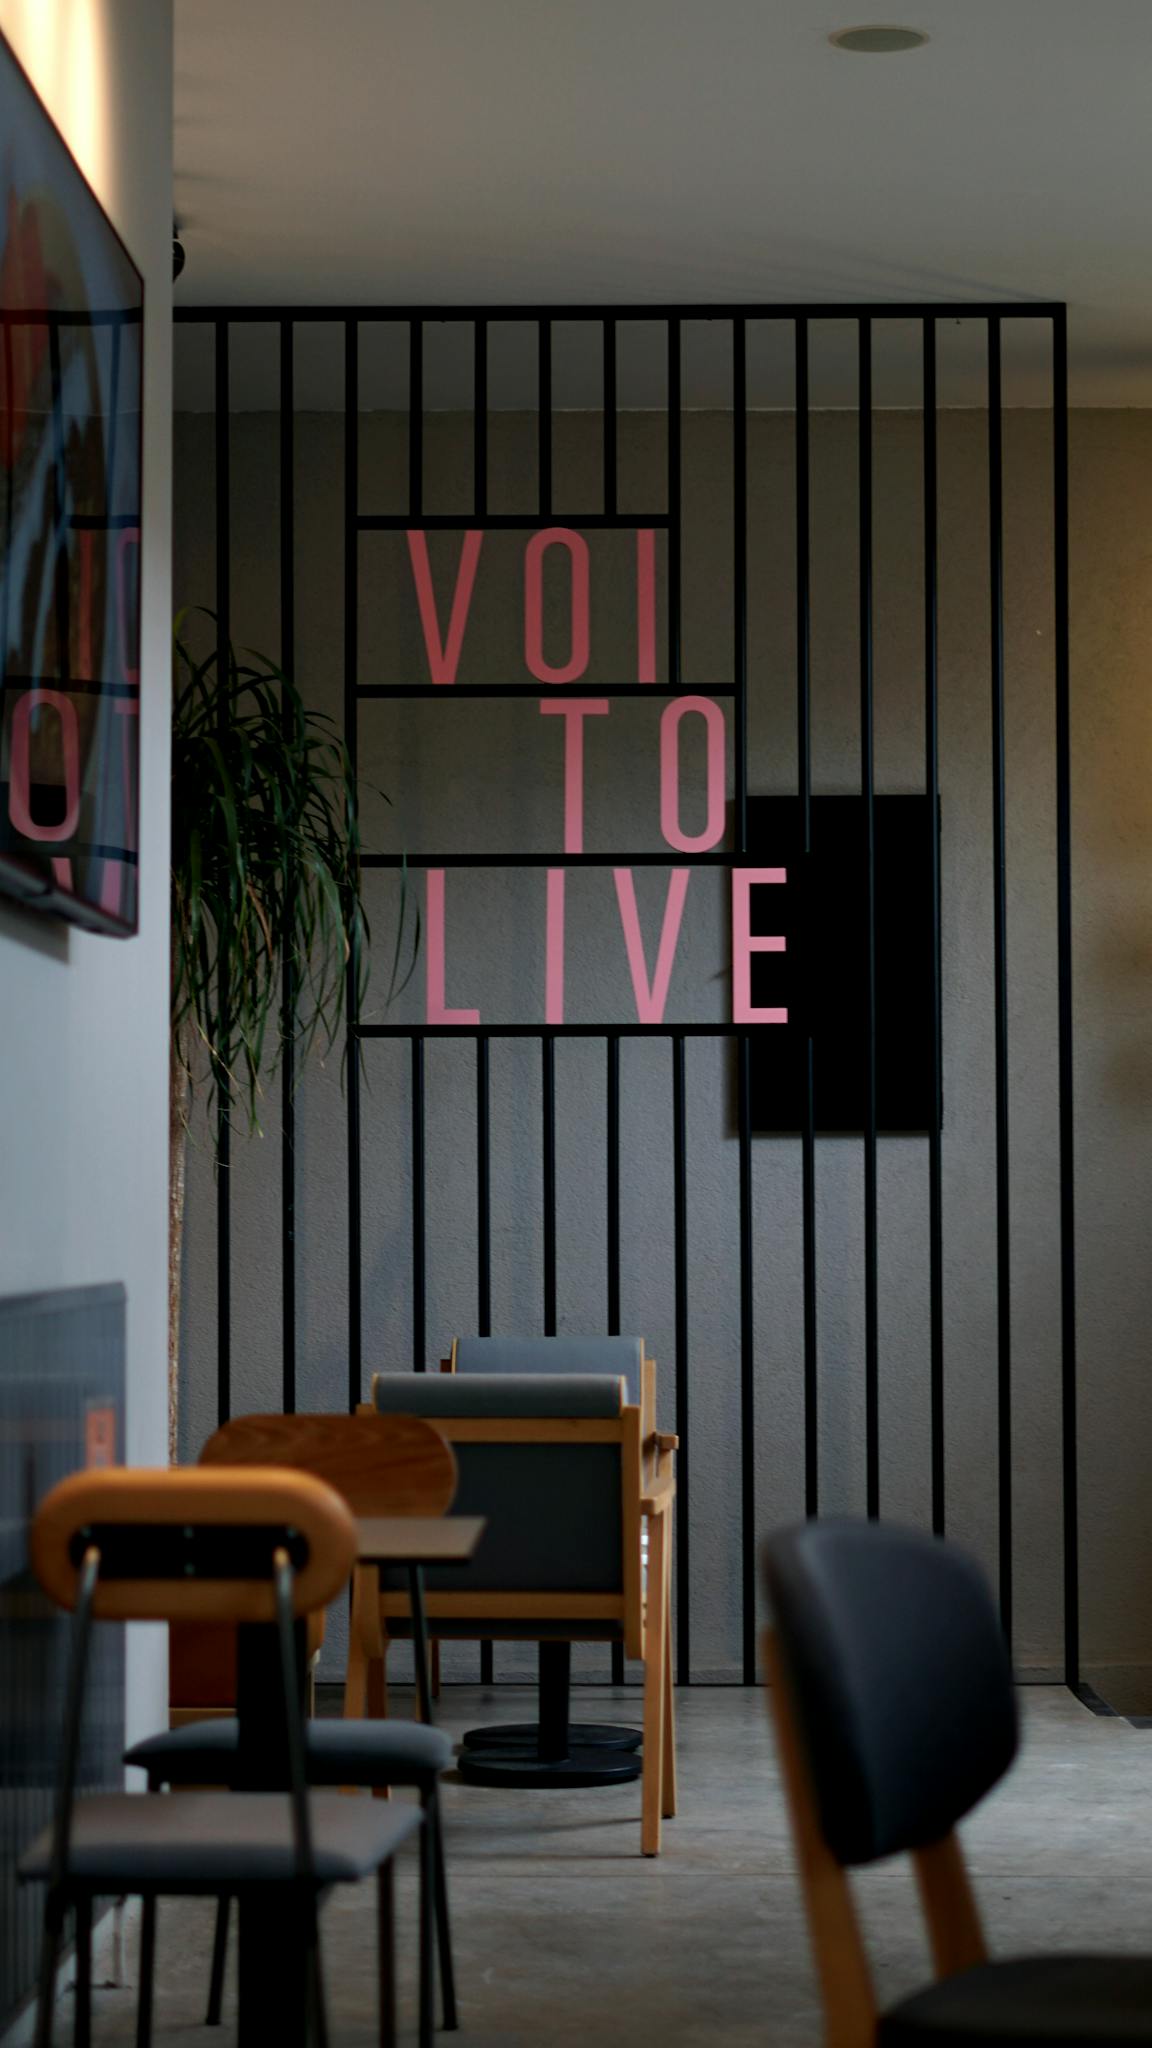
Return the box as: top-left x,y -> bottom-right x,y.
19,1791 -> 420,1890
127,1715 -> 452,1786
881,1956 -> 1152,2045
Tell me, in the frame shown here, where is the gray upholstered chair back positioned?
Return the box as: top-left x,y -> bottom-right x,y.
451,1335 -> 644,1410
372,1372 -> 628,1597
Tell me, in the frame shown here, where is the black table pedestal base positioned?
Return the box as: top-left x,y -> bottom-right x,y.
460,1720 -> 642,1752
456,1641 -> 644,1790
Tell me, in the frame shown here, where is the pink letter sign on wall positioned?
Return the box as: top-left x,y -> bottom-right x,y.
405,524 -> 779,1030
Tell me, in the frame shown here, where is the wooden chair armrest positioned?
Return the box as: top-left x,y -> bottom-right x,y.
641,1450 -> 677,1517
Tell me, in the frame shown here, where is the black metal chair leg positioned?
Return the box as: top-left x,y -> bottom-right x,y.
135,1894 -> 155,2048
34,1894 -> 66,2048
424,1788 -> 458,2030
74,1897 -> 92,2048
306,1896 -> 329,2048
378,1865 -> 396,2048
205,1894 -> 230,2025
418,1819 -> 434,2048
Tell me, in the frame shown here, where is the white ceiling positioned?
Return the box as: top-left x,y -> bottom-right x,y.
174,0 -> 1152,407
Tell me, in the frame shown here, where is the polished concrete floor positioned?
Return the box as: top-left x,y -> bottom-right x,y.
70,1686 -> 1152,2046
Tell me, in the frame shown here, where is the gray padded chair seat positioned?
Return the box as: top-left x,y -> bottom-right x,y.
879,1955 -> 1152,2043
19,1791 -> 420,1889
453,1337 -> 643,1406
126,1716 -> 452,1787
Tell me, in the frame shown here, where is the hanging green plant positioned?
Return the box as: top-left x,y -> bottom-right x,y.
168,612 -> 416,1454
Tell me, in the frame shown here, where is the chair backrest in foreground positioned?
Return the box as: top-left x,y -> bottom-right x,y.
31,1467 -> 357,1910
761,1517 -> 1018,2047
34,1465 -> 357,1624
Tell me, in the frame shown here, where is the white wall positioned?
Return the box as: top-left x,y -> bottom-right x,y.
0,0 -> 173,1752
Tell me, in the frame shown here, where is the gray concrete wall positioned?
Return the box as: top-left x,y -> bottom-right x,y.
173,403 -> 1152,1696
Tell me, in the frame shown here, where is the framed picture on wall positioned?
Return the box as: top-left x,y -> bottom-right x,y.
0,30 -> 143,936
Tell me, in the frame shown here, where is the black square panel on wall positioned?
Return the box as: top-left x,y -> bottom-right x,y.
742,794 -> 940,1135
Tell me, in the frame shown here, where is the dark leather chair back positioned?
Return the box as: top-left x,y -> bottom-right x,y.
762,1517 -> 1018,1866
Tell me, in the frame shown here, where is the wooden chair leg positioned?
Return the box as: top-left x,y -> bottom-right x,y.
430,1638 -> 442,1701
641,1510 -> 669,1856
661,1584 -> 678,1819
367,1650 -> 388,1720
344,1627 -> 368,1720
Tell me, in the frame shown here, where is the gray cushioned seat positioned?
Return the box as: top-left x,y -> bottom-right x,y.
126,1716 -> 452,1788
879,1955 -> 1152,2043
453,1337 -> 643,1406
19,1791 -> 420,1889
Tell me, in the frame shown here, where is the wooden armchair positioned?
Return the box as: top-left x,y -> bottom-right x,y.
371,1370 -> 678,1855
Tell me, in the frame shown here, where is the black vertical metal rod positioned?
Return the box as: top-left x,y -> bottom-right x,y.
474,318 -> 488,519
215,317 -> 231,1429
923,319 -> 945,1535
538,318 -> 552,521
1052,308 -> 1079,1687
603,319 -> 617,518
859,319 -> 880,1521
606,1035 -> 621,1333
988,315 -> 1013,1645
672,1032 -> 690,1685
542,1035 -> 557,1335
476,1036 -> 492,1335
344,318 -> 362,1412
733,319 -> 748,852
668,319 -> 682,689
734,318 -> 756,1683
796,316 -> 818,1517
409,319 -> 423,519
279,318 -> 298,1415
412,1036 -> 427,1372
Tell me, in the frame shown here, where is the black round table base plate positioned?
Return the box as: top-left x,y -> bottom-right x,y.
456,1743 -> 643,1789
461,1720 -> 642,1753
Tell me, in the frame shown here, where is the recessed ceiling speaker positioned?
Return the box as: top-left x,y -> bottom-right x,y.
829,25 -> 929,52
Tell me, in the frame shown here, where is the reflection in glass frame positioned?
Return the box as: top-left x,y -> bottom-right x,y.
0,31 -> 143,936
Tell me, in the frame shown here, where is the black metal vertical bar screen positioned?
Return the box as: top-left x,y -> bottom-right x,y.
213,318 -> 231,1428
1052,308 -> 1079,1689
279,317 -> 297,1414
177,299 -> 1077,1688
988,317 -> 1013,1646
344,317 -> 362,1411
795,315 -> 818,1520
923,318 -> 945,1537
734,319 -> 757,1683
859,318 -> 880,1520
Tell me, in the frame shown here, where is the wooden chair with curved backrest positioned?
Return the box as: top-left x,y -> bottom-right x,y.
125,1412 -> 460,2041
763,1517 -> 1152,2048
22,1466 -> 421,2048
